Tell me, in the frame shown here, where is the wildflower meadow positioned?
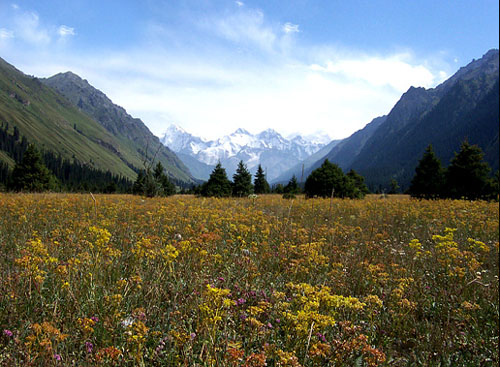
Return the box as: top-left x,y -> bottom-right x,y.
0,193 -> 498,366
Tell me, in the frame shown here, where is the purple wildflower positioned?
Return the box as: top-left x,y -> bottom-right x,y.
85,342 -> 93,353
54,354 -> 62,361
3,329 -> 13,337
316,332 -> 327,343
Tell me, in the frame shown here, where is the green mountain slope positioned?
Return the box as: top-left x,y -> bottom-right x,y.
349,49 -> 499,190
42,72 -> 195,185
0,57 -> 194,184
304,49 -> 499,192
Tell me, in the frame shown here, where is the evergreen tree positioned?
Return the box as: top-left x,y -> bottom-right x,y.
272,183 -> 284,194
201,162 -> 232,197
284,175 -> 300,194
153,161 -> 176,196
493,170 -> 500,200
253,164 -> 270,194
346,169 -> 369,198
388,179 -> 400,194
445,141 -> 493,200
132,162 -> 176,197
304,159 -> 354,198
232,160 -> 253,197
409,145 -> 445,199
10,144 -> 58,192
104,181 -> 118,193
132,170 -> 146,195
0,161 -> 9,191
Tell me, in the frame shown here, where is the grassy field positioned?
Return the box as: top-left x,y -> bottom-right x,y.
0,193 -> 498,366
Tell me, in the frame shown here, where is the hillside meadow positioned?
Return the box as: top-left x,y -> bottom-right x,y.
0,193 -> 498,366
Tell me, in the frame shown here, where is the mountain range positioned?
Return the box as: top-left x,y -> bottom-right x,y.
0,58 -> 195,186
1,49 -> 498,192
160,125 -> 334,181
276,49 -> 499,191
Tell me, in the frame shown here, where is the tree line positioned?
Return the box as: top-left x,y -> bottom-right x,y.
188,159 -> 370,199
3,119 -> 497,201
408,141 -> 498,200
0,122 -> 132,193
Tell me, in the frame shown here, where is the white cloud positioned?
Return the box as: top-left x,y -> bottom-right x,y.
11,3 -> 19,10
235,1 -> 244,7
0,28 -> 14,39
310,53 -> 439,93
438,70 -> 448,81
54,48 -> 443,140
58,25 -> 75,37
13,11 -> 51,45
210,9 -> 277,52
282,22 -> 299,34
2,4 -> 452,141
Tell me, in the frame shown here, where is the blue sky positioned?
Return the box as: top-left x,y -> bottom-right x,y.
0,1 -> 498,140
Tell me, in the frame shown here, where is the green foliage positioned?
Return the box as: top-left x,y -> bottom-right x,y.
271,183 -> 284,194
346,169 -> 370,198
445,141 -> 494,200
409,145 -> 445,199
388,179 -> 400,194
10,144 -> 58,192
345,57 -> 499,192
201,162 -> 232,197
410,142 -> 496,201
132,162 -> 176,197
0,58 -> 194,185
283,175 -> 300,195
305,159 -> 365,199
253,164 -> 270,194
232,161 -> 253,197
0,124 -> 132,193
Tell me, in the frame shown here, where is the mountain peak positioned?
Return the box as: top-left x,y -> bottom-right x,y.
435,49 -> 499,94
261,128 -> 279,134
165,123 -> 188,134
51,71 -> 86,84
160,126 -> 331,180
233,128 -> 251,135
483,48 -> 499,58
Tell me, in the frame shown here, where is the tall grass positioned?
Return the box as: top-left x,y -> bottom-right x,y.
0,193 -> 498,366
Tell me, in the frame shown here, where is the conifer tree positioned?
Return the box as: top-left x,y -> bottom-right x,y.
346,169 -> 370,198
132,170 -> 146,195
132,162 -> 176,197
445,141 -> 492,200
253,164 -> 270,194
409,145 -> 445,199
154,161 -> 176,196
272,183 -> 284,194
284,175 -> 300,194
201,162 -> 232,197
10,144 -> 58,192
388,179 -> 400,194
232,160 -> 253,197
304,159 -> 351,198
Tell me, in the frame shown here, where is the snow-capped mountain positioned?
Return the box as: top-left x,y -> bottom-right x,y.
160,125 -> 331,181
